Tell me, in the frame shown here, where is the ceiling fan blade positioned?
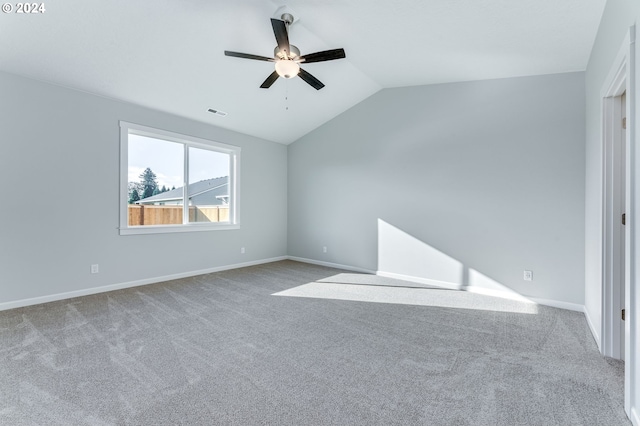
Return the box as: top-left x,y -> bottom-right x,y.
224,51 -> 275,62
298,68 -> 325,90
260,71 -> 280,89
271,18 -> 291,57
299,48 -> 346,63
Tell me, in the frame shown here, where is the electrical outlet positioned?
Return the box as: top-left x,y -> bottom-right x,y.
523,270 -> 533,281
240,247 -> 245,254
322,246 -> 327,253
91,264 -> 99,274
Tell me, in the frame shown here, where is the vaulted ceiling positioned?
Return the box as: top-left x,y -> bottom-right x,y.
0,0 -> 606,144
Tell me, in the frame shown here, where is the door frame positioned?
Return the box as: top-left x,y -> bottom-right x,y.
601,46 -> 627,361
600,25 -> 637,422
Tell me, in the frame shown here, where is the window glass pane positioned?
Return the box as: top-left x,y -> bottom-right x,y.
188,147 -> 230,223
128,134 -> 184,226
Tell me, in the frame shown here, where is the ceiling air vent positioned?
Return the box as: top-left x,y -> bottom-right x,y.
207,108 -> 228,117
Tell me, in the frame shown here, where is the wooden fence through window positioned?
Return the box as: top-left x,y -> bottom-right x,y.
128,205 -> 229,226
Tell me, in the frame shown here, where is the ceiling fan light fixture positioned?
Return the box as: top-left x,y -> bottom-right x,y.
275,60 -> 300,79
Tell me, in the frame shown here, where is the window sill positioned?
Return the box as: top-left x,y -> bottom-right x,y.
119,223 -> 240,235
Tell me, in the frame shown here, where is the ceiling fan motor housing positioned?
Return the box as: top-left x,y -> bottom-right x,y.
275,45 -> 300,60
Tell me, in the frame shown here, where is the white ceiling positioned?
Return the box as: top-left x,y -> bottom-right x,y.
0,0 -> 605,144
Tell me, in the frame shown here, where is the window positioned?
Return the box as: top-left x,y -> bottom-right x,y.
119,121 -> 240,235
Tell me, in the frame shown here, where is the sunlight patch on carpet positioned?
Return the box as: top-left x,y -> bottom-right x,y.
273,282 -> 538,314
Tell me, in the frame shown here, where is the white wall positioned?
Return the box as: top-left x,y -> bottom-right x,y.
288,72 -> 586,306
0,71 -> 287,306
584,0 -> 640,348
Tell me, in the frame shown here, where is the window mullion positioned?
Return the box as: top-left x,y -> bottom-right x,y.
229,153 -> 235,223
183,144 -> 189,224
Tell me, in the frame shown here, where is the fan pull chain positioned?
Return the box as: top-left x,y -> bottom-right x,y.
285,83 -> 289,111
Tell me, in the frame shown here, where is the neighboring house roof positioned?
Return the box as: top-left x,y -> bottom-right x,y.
137,176 -> 229,205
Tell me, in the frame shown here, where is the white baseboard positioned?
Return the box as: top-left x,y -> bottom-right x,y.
630,407 -> 639,426
1,255 -> 587,316
0,256 -> 288,312
286,256 -> 376,274
583,307 -> 602,351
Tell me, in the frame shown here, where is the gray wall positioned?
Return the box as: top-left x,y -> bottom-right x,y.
0,66 -> 591,308
583,0 -> 640,342
0,71 -> 287,305
288,72 -> 586,305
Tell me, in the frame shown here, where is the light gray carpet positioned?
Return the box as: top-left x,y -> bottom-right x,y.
0,260 -> 629,425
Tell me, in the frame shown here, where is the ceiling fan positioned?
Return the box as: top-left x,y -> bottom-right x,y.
224,13 -> 346,90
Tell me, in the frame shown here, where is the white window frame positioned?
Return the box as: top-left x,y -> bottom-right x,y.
119,121 -> 240,235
